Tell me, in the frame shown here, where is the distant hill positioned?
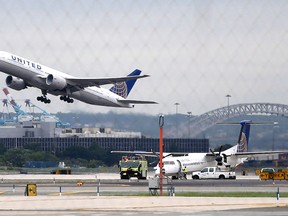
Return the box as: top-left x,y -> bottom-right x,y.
55,112 -> 288,151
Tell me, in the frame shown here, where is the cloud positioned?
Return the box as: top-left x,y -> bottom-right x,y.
1,0 -> 288,115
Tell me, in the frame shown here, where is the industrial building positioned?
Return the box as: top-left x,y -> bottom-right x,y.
0,90 -> 209,154
0,121 -> 209,153
1,137 -> 209,154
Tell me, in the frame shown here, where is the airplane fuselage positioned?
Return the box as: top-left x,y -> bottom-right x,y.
0,51 -> 133,107
155,153 -> 243,177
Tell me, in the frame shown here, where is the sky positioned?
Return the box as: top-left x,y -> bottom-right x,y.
1,0 -> 288,116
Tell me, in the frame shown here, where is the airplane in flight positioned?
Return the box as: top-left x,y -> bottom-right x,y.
0,51 -> 157,107
112,120 -> 287,179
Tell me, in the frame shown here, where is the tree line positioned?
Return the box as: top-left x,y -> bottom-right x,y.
0,143 -> 119,168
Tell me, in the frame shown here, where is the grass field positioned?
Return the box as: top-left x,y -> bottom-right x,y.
176,191 -> 287,197
103,191 -> 287,197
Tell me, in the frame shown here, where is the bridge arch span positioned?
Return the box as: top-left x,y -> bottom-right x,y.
190,103 -> 288,137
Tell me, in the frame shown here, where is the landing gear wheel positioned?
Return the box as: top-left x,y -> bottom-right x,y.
60,96 -> 74,103
37,96 -> 51,104
45,99 -> 51,104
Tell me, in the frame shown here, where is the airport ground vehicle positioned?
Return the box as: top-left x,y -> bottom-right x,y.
50,169 -> 71,174
192,167 -> 236,179
256,168 -> 288,180
118,156 -> 148,180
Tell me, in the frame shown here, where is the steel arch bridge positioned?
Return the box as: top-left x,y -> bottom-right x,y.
190,103 -> 288,137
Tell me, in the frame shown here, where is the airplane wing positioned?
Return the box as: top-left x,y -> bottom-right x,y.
232,150 -> 288,158
111,150 -> 187,157
206,149 -> 288,159
66,75 -> 149,88
111,150 -> 159,158
117,99 -> 158,104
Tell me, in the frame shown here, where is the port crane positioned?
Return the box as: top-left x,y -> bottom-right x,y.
3,88 -> 33,122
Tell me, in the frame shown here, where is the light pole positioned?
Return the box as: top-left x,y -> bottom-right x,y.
272,122 -> 279,160
187,111 -> 192,138
225,94 -> 231,119
174,103 -> 180,137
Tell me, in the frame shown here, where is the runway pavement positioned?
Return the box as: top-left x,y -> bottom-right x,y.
0,195 -> 287,215
0,171 -> 260,181
0,172 -> 287,215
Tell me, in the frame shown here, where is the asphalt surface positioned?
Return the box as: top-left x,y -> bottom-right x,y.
0,173 -> 286,195
0,196 -> 287,216
0,173 -> 287,215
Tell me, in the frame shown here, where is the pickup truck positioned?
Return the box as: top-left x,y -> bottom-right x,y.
192,167 -> 236,180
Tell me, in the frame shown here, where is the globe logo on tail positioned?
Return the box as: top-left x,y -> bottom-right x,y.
237,132 -> 248,152
110,82 -> 128,98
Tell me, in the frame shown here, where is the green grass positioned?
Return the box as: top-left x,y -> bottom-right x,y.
163,191 -> 288,197
102,191 -> 288,197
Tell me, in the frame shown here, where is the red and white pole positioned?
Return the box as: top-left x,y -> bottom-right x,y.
159,115 -> 164,196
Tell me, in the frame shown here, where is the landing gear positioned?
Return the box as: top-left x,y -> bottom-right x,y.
37,90 -> 51,104
37,96 -> 51,104
60,95 -> 74,103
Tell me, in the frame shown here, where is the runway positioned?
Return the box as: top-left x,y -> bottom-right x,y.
0,196 -> 288,216
0,172 -> 287,215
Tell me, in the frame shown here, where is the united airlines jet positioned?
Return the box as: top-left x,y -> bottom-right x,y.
0,51 -> 156,107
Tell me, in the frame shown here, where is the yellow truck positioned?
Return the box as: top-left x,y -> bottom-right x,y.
119,156 -> 148,180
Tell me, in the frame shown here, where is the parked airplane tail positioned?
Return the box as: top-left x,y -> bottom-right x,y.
237,120 -> 251,152
109,69 -> 141,98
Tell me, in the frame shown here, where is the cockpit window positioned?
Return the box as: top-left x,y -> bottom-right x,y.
164,161 -> 175,165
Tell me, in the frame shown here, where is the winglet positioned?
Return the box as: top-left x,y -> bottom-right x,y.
109,69 -> 143,98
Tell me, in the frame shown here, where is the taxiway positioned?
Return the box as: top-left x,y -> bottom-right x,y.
0,172 -> 287,215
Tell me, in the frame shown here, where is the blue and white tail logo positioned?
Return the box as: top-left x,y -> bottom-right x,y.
110,82 -> 128,98
237,120 -> 251,152
109,69 -> 141,99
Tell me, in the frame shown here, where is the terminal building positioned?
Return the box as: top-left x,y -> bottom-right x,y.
0,121 -> 209,153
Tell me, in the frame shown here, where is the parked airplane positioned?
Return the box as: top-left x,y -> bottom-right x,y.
0,51 -> 156,107
112,120 -> 287,179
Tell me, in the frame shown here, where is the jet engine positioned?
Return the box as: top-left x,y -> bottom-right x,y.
6,76 -> 27,90
46,74 -> 67,90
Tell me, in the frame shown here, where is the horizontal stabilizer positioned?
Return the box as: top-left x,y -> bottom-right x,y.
117,99 -> 157,104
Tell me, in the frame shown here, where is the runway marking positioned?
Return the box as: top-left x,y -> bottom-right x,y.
48,191 -> 98,196
7,203 -> 283,213
70,203 -> 288,212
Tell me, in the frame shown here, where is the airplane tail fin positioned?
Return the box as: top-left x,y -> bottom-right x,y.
109,69 -> 141,98
221,120 -> 274,154
236,120 -> 251,152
